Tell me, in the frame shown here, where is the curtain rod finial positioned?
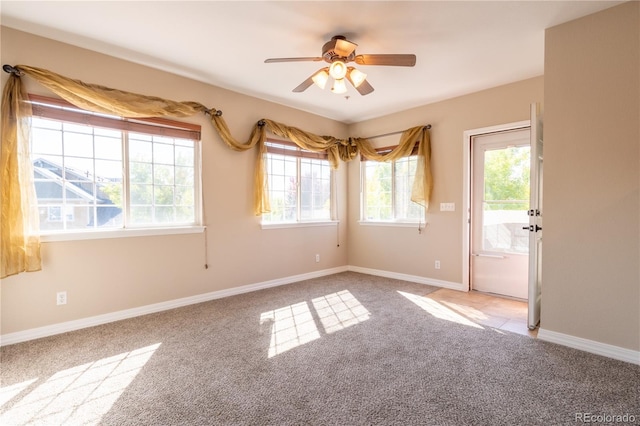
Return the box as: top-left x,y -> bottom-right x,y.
3,64 -> 22,75
205,108 -> 223,117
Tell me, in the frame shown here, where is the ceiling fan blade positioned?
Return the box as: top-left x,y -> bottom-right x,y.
354,54 -> 416,66
293,68 -> 330,92
264,57 -> 323,63
354,79 -> 374,96
334,38 -> 358,57
292,75 -> 316,93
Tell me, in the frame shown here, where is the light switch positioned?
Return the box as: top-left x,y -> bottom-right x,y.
440,202 -> 455,212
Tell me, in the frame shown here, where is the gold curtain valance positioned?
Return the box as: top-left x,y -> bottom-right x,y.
1,64 -> 433,278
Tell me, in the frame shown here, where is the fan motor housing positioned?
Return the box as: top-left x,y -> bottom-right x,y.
322,36 -> 356,63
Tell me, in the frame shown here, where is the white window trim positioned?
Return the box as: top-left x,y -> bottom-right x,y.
357,220 -> 421,228
38,225 -> 205,242
261,220 -> 338,230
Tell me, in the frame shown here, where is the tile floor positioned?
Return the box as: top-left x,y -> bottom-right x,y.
426,288 -> 538,337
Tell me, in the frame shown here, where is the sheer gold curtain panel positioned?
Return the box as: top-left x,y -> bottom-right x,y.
1,73 -> 42,278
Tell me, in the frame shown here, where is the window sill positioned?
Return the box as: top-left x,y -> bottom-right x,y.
39,226 -> 205,242
358,220 -> 422,228
261,220 -> 338,230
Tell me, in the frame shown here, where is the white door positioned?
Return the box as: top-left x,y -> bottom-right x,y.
471,128 -> 531,299
527,103 -> 543,329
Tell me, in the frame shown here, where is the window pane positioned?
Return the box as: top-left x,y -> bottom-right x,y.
175,186 -> 194,206
96,205 -> 123,228
95,135 -> 122,161
154,186 -> 174,205
38,205 -> 64,231
130,184 -> 153,204
65,205 -> 93,230
175,146 -> 194,166
64,132 -> 94,158
154,165 -> 174,186
130,206 -> 153,225
155,206 -> 175,223
95,159 -> 122,181
129,139 -> 153,162
31,128 -> 62,155
63,157 -> 94,180
394,157 -> 423,221
264,153 -> 298,223
482,146 -> 530,253
364,162 -> 392,220
175,166 -> 194,187
130,162 -> 153,184
176,206 -> 195,223
300,159 -> 330,220
153,142 -> 174,165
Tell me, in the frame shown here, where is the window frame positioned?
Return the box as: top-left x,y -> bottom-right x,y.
28,95 -> 204,242
261,139 -> 337,229
359,144 -> 425,226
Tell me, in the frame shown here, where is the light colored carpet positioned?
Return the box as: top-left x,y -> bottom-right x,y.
1,272 -> 638,425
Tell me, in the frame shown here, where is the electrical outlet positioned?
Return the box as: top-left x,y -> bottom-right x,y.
56,291 -> 67,305
315,254 -> 320,263
435,260 -> 441,270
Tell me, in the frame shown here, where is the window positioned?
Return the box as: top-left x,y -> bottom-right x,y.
262,140 -> 333,225
29,95 -> 202,235
361,149 -> 424,223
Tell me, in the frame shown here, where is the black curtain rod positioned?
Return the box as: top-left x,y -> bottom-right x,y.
363,125 -> 431,141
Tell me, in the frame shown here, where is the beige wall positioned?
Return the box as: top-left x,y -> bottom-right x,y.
346,78 -> 544,283
0,28 -> 349,335
542,2 -> 639,351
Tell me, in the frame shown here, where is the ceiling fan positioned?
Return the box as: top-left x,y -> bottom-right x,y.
264,35 -> 416,96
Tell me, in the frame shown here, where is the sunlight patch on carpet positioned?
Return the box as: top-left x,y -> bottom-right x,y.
398,291 -> 484,329
260,301 -> 320,358
0,343 -> 160,425
0,378 -> 38,407
311,290 -> 370,334
260,290 -> 371,357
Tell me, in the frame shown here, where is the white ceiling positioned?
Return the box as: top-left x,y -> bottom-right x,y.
1,1 -> 623,124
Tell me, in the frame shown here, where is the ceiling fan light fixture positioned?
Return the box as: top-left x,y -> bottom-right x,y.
312,69 -> 330,89
347,67 -> 367,88
329,60 -> 347,80
331,78 -> 347,94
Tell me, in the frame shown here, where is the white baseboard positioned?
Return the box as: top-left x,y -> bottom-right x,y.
347,265 -> 467,291
0,266 -> 348,347
538,328 -> 640,365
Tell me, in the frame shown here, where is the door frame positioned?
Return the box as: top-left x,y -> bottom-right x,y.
461,120 -> 530,292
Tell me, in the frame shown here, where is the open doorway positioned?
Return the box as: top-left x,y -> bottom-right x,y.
470,128 -> 531,299
462,121 -> 531,300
